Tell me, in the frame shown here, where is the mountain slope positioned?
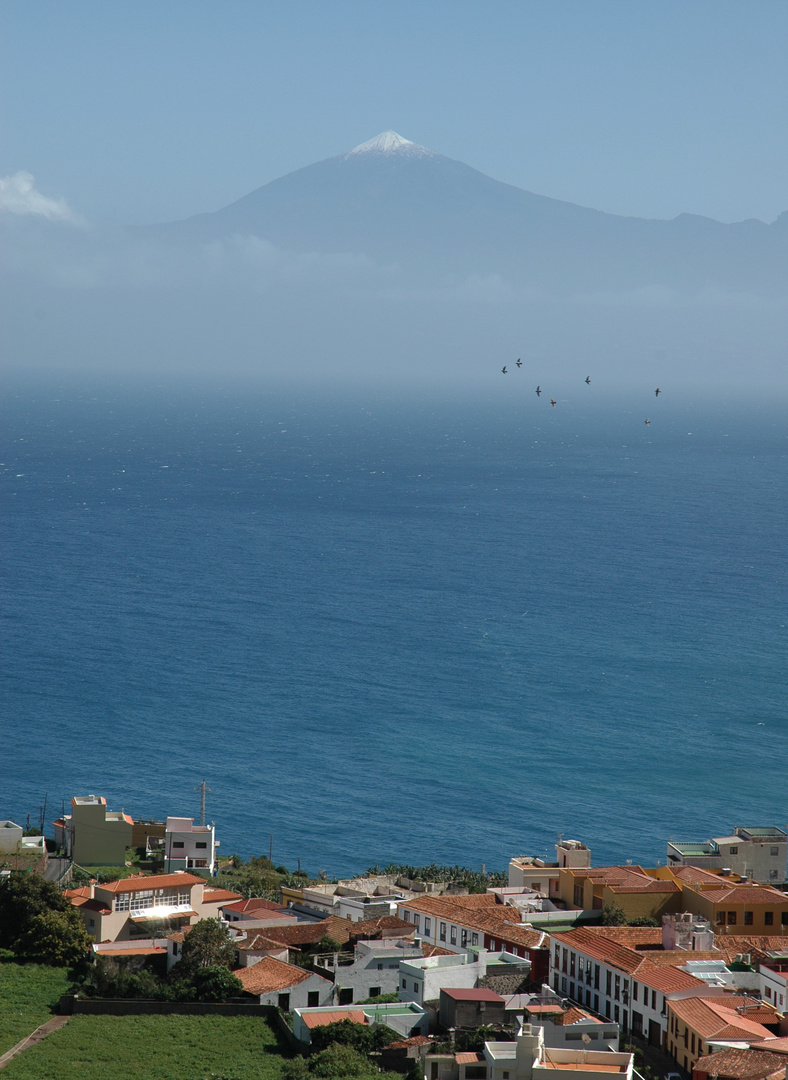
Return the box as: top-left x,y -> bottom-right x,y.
153,131 -> 786,293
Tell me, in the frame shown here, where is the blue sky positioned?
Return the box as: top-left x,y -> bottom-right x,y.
1,1 -> 786,226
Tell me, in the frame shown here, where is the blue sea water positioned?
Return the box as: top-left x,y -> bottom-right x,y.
2,375 -> 787,878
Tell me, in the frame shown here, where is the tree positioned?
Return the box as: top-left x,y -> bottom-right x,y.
177,918 -> 237,976
13,908 -> 93,966
0,874 -> 70,947
601,904 -> 628,926
309,1044 -> 378,1079
189,965 -> 244,1003
310,1021 -> 400,1054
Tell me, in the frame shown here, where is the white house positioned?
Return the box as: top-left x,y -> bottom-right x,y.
0,821 -> 24,854
293,1001 -> 429,1044
312,937 -> 425,1004
164,816 -> 218,876
759,963 -> 788,1012
233,956 -> 333,1010
399,949 -> 527,1006
426,1021 -> 633,1080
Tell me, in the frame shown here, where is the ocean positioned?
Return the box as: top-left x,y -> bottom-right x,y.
2,373 -> 787,878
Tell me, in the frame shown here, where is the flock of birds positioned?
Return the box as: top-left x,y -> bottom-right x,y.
501,359 -> 661,425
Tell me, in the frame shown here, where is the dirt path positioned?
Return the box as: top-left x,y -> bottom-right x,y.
0,1015 -> 71,1071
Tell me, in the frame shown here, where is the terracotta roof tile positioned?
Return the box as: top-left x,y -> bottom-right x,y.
668,998 -> 774,1042
634,963 -> 705,993
561,1007 -> 601,1026
693,1047 -> 788,1080
442,988 -> 504,1002
202,888 -> 243,904
455,1053 -> 486,1064
302,1010 -> 367,1029
233,956 -> 319,995
582,927 -> 664,947
223,898 -> 285,914
95,873 -> 205,894
252,916 -> 353,947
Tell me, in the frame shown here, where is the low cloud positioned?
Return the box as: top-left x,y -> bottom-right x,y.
0,171 -> 82,223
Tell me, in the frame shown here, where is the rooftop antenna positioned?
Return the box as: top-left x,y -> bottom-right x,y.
195,780 -> 211,827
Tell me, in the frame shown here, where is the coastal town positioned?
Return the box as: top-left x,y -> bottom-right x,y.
1,797 -> 788,1080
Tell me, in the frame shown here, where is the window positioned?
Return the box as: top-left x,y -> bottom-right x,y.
369,987 -> 380,999
471,932 -> 479,946
727,911 -> 737,925
570,953 -> 576,978
89,918 -> 95,927
770,846 -> 779,856
632,981 -> 638,1002
652,990 -> 657,1011
594,995 -> 599,1013
782,912 -> 788,926
554,944 -> 561,966
461,929 -> 468,946
561,977 -> 568,994
765,987 -> 772,999
307,991 -> 320,1007
729,846 -> 738,854
691,1034 -> 695,1053
278,993 -> 290,1010
440,922 -> 447,941
716,912 -> 725,925
401,979 -> 407,989
450,926 -> 457,944
413,915 -> 420,931
744,911 -> 753,925
594,964 -> 600,990
195,842 -> 207,849
614,974 -> 620,1001
606,971 -> 612,996
424,918 -> 431,936
173,841 -> 185,849
614,1005 -> 620,1023
765,912 -> 774,926
465,1067 -> 487,1080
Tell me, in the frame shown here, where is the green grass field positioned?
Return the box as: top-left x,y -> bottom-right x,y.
0,1014 -> 289,1080
0,956 -> 73,1056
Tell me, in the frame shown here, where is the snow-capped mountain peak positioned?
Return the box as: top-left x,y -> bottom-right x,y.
345,131 -> 432,157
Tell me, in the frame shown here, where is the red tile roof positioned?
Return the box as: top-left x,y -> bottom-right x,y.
301,1010 -> 367,1029
634,963 -> 706,993
250,916 -> 354,948
455,1053 -> 485,1064
668,998 -> 774,1042
582,926 -> 664,948
202,888 -> 243,904
700,886 -> 788,905
561,1007 -> 602,1026
693,1047 -> 788,1080
223,898 -> 285,914
95,873 -> 205,894
441,988 -> 505,1002
233,956 -> 319,995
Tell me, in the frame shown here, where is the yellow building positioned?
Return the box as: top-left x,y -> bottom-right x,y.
679,882 -> 788,935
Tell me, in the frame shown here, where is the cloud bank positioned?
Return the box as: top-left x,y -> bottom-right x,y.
0,171 -> 81,223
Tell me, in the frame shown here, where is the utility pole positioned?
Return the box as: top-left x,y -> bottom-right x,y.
195,780 -> 211,827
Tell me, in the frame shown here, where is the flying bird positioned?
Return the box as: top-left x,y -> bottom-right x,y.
502,366 -> 507,374
535,386 -> 541,396
644,418 -> 650,425
550,398 -> 557,408
585,376 -> 591,384
516,358 -> 522,368
655,387 -> 661,396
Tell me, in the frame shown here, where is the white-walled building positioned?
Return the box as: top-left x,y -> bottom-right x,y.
667,827 -> 788,885
0,821 -> 24,854
399,948 -> 528,1006
164,816 -> 218,876
426,1021 -> 633,1080
548,927 -> 729,1046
